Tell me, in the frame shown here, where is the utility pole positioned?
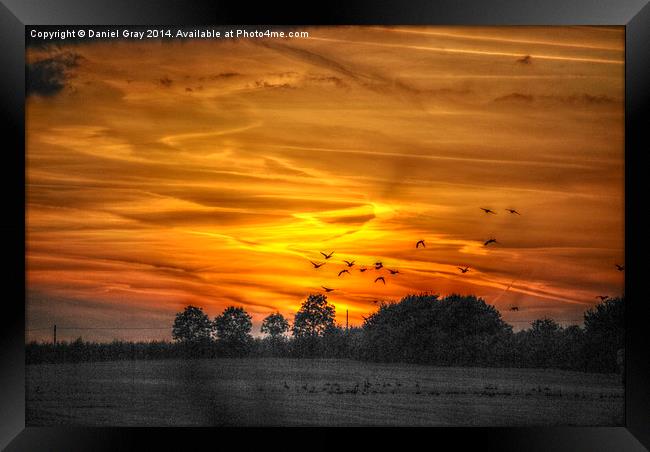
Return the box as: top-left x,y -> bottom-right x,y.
346,309 -> 349,331
53,324 -> 57,345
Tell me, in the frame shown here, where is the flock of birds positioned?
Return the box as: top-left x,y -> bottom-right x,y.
308,207 -> 624,308
309,207 -> 520,303
312,252 -> 392,292
278,379 -> 621,400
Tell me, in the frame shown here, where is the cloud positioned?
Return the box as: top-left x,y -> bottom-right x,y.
26,52 -> 83,96
257,41 -> 363,82
492,92 -> 618,106
492,93 -> 535,103
25,27 -> 625,340
159,76 -> 173,87
263,158 -> 311,177
306,74 -> 347,88
118,209 -> 286,227
319,213 -> 376,225
254,79 -> 295,89
156,187 -> 365,212
517,55 -> 532,65
208,72 -> 241,79
564,94 -> 617,105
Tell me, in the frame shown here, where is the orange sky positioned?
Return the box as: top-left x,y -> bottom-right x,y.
26,26 -> 625,342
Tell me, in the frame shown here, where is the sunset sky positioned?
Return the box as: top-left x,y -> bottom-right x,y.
26,26 -> 624,342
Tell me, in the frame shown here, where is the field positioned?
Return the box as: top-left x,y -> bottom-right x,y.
26,358 -> 623,426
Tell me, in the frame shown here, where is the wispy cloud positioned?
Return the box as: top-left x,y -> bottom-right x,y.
26,26 -> 624,341
26,51 -> 83,96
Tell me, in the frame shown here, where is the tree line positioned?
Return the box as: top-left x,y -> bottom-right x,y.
26,293 -> 624,374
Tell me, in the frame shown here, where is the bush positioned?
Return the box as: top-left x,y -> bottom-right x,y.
361,293 -> 512,365
26,297 -> 625,375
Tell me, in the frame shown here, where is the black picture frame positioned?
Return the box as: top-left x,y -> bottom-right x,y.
1,0 -> 648,449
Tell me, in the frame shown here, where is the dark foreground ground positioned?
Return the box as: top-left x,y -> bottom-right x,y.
26,358 -> 623,426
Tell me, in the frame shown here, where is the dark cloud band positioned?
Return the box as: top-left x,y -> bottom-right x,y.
26,51 -> 82,96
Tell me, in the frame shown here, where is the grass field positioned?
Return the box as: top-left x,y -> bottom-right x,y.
26,358 -> 623,426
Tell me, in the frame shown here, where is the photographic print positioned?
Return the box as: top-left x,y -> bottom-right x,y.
25,25 -> 625,426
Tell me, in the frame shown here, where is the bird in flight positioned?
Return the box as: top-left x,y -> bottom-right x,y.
458,266 -> 470,274
484,238 -> 498,246
375,276 -> 386,284
416,240 -> 425,248
322,286 -> 335,292
310,261 -> 325,269
343,260 -> 355,267
374,261 -> 383,270
359,267 -> 368,272
480,208 -> 497,214
505,209 -> 521,215
615,264 -> 625,272
338,269 -> 350,277
320,251 -> 334,259
388,269 -> 399,275
510,306 -> 519,311
595,295 -> 609,301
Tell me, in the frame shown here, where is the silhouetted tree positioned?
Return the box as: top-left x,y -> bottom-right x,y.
172,305 -> 213,343
292,294 -> 336,357
524,318 -> 563,368
583,297 -> 624,372
345,327 -> 365,360
260,312 -> 290,357
321,325 -> 350,358
361,293 -> 512,365
292,294 -> 336,338
214,306 -> 253,356
25,294 -> 625,374
261,313 -> 290,338
558,325 -> 585,369
529,318 -> 561,334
